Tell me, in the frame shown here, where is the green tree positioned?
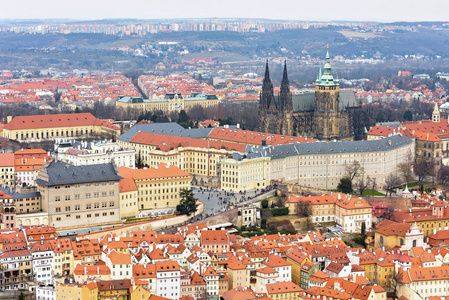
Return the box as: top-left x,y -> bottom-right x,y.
376,112 -> 385,123
337,177 -> 353,194
18,292 -> 25,300
403,109 -> 413,121
136,151 -> 145,168
176,188 -> 197,216
261,199 -> 269,209
361,221 -> 366,237
261,218 -> 267,229
177,110 -> 189,123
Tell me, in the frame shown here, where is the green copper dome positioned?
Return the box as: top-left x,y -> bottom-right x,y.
316,45 -> 339,87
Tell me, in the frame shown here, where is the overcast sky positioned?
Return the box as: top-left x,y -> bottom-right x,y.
1,0 -> 448,22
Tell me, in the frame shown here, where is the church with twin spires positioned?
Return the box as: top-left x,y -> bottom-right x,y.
257,47 -> 360,141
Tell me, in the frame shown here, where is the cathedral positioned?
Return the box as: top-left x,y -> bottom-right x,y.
257,48 -> 360,141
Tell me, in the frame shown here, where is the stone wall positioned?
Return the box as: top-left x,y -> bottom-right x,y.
77,203 -> 204,240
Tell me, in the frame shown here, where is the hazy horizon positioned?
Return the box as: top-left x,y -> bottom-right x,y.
1,0 -> 448,23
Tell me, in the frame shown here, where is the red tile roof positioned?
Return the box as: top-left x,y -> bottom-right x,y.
130,131 -> 246,153
0,153 -> 14,167
208,127 -> 317,146
119,163 -> 191,181
4,113 -> 119,131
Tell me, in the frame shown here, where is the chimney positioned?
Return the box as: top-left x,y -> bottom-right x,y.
6,116 -> 12,124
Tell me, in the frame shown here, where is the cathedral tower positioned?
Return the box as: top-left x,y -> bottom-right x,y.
279,61 -> 293,112
257,61 -> 278,133
259,61 -> 276,111
313,46 -> 351,140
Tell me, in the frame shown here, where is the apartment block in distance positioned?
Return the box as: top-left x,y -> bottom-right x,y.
36,160 -> 122,229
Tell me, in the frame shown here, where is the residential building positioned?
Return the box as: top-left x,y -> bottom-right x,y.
286,247 -> 311,286
0,186 -> 41,217
97,279 -> 132,300
49,238 -> 74,277
14,149 -> 51,186
73,264 -> 111,283
155,260 -> 181,300
55,282 -> 98,300
266,281 -> 302,300
287,193 -> 372,233
102,250 -> 132,280
0,249 -> 33,291
201,230 -> 230,254
0,191 -> 15,229
0,153 -> 15,186
237,204 -> 259,228
264,254 -> 291,282
398,264 -> 449,299
29,241 -> 54,285
72,239 -> 101,266
300,262 -> 320,289
36,286 -> 55,300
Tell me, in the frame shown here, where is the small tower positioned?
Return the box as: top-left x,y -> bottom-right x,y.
432,103 -> 440,123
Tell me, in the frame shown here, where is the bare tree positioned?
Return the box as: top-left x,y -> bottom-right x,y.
398,162 -> 413,184
355,175 -> 373,196
384,173 -> 401,198
413,158 -> 436,186
297,200 -> 312,217
388,270 -> 404,298
187,104 -> 206,122
345,160 -> 365,183
370,177 -> 378,197
438,166 -> 449,184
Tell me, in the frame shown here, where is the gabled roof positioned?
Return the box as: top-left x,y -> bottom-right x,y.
266,281 -> 302,294
107,250 -> 132,265
96,279 -> 132,291
119,163 -> 191,181
375,220 -> 412,237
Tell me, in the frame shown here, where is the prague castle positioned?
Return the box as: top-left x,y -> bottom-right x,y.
257,47 -> 360,140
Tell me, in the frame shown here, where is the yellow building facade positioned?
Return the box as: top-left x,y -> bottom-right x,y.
3,113 -> 120,142
220,156 -> 270,192
119,163 -> 192,210
115,93 -> 219,115
56,282 -> 98,300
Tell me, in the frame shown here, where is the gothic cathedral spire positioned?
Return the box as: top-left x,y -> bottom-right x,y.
279,60 -> 292,112
260,60 -> 275,110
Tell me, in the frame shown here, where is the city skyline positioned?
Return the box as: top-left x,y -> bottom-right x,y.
1,0 -> 449,22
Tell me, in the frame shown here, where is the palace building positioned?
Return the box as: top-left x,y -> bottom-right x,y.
2,113 -> 120,142
257,47 -> 360,141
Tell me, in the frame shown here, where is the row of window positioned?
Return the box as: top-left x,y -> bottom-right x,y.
55,202 -> 115,212
54,192 -> 114,201
54,211 -> 115,221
